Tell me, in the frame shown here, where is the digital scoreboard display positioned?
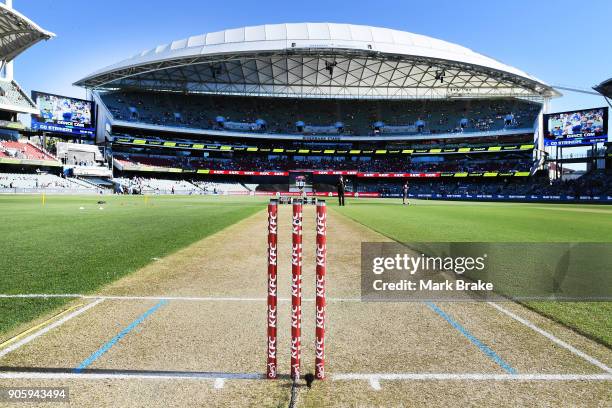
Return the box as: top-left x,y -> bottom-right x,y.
544,107 -> 608,146
31,91 -> 95,137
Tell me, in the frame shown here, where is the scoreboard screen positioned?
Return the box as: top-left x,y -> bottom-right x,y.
31,91 -> 95,137
544,107 -> 607,146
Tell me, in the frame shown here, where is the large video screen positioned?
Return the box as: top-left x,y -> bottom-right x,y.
544,107 -> 608,146
31,91 -> 95,137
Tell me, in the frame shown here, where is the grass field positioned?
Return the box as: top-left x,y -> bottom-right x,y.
0,194 -> 262,334
0,194 -> 610,407
332,198 -> 612,346
333,198 -> 612,242
1,195 -> 610,347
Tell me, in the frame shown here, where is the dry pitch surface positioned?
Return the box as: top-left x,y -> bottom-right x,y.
0,204 -> 610,407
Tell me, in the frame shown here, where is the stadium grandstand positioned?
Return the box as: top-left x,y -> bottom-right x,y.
1,21 -> 610,202
72,22 -> 603,202
0,1 -> 97,192
2,5 -> 611,407
0,1 -> 53,120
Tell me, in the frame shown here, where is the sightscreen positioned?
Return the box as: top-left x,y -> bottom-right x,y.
543,107 -> 608,146
31,91 -> 95,137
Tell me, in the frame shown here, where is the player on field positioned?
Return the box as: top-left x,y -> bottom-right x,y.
402,180 -> 410,205
337,176 -> 346,206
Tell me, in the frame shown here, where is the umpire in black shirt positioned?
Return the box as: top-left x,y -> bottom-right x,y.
337,176 -> 346,206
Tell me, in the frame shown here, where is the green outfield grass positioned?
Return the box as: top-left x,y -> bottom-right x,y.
1,195 -> 610,348
0,194 -> 263,335
333,198 -> 612,242
333,198 -> 612,347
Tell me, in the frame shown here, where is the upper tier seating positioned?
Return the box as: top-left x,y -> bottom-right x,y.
101,91 -> 540,136
0,80 -> 37,111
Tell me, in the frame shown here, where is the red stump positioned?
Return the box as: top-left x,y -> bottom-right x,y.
290,199 -> 303,380
315,200 -> 327,379
266,199 -> 278,379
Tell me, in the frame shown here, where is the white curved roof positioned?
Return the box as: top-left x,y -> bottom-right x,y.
76,23 -> 558,99
0,3 -> 54,63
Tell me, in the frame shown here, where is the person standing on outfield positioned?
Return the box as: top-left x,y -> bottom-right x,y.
402,180 -> 410,205
337,176 -> 346,206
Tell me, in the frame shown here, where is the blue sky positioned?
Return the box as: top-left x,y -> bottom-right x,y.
11,0 -> 612,119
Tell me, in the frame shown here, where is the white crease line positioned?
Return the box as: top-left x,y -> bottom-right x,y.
2,371 -> 610,384
334,373 -> 612,382
0,372 -> 263,382
487,301 -> 612,374
0,294 -> 361,303
0,299 -> 104,359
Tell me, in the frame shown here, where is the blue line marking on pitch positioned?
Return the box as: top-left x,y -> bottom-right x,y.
425,302 -> 517,374
74,300 -> 168,373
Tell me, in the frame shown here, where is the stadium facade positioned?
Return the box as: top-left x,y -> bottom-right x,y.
0,0 -> 63,183
66,23 -> 610,200
0,1 -> 53,118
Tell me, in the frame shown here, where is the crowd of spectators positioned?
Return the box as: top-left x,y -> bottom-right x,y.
357,170 -> 612,197
536,170 -> 612,197
102,91 -> 540,136
114,153 -> 533,174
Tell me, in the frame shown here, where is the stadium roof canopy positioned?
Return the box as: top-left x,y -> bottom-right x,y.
0,2 -> 54,65
593,78 -> 612,99
75,23 -> 559,100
